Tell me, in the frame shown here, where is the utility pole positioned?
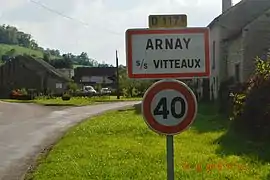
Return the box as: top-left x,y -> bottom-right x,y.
116,50 -> 120,99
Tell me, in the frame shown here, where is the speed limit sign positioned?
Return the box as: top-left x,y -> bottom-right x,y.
142,79 -> 197,135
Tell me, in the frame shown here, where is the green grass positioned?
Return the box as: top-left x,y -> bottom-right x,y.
0,44 -> 59,60
0,44 -> 43,57
25,103 -> 270,180
1,96 -> 142,106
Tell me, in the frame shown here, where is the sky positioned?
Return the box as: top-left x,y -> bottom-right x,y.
0,0 -> 241,66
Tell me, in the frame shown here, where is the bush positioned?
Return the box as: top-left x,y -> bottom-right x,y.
20,88 -> 28,95
10,88 -> 36,100
95,84 -> 102,92
110,89 -> 122,97
62,92 -> 71,101
230,57 -> 270,141
67,82 -> 78,93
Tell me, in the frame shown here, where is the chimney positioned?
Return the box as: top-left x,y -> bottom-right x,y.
222,0 -> 232,13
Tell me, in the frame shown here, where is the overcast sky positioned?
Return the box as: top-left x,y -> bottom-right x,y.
0,0 -> 241,65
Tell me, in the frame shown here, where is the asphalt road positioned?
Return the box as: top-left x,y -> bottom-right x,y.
0,101 -> 140,180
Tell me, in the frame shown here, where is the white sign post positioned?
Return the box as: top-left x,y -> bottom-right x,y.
125,28 -> 210,79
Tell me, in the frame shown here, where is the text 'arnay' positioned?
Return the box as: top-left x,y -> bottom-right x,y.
145,38 -> 191,50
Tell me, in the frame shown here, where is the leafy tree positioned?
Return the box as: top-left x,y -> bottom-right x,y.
118,66 -> 153,97
98,61 -> 110,67
43,52 -> 50,62
67,82 -> 79,93
30,39 -> 38,49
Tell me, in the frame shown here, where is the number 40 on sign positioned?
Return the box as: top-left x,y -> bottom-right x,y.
154,96 -> 186,120
142,79 -> 197,135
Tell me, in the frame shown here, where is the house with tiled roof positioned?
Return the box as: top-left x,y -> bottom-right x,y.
207,0 -> 270,100
0,55 -> 72,98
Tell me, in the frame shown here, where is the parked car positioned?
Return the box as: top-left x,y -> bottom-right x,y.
100,87 -> 111,95
83,86 -> 97,94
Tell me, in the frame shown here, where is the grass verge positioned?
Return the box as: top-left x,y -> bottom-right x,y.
1,96 -> 142,106
25,103 -> 270,180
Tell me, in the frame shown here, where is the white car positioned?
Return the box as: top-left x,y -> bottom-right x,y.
83,86 -> 97,94
100,88 -> 111,94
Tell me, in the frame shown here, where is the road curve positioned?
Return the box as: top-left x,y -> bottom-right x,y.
0,101 -> 140,180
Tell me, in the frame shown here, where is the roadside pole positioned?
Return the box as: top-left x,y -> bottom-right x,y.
167,135 -> 174,180
116,50 -> 120,99
141,79 -> 198,180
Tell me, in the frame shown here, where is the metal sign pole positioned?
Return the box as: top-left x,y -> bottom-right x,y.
141,80 -> 198,180
166,135 -> 174,180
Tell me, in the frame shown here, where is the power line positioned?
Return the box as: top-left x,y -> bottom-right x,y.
29,0 -> 122,36
29,0 -> 86,24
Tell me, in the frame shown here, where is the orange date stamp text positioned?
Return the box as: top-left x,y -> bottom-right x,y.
181,162 -> 247,172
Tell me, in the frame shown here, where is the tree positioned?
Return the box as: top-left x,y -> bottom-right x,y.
79,52 -> 88,60
17,32 -> 31,48
43,52 -> 50,62
48,49 -> 61,57
30,39 -> 38,49
98,61 -> 112,67
0,24 -> 39,50
62,54 -> 73,68
118,66 -> 153,97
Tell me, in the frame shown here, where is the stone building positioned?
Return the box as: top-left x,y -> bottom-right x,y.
207,0 -> 270,100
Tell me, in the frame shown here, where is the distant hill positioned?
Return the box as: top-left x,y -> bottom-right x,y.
0,24 -> 113,68
0,44 -> 58,59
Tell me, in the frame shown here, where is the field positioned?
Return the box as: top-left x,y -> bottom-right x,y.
0,44 -> 43,57
25,103 -> 270,180
0,44 -> 59,60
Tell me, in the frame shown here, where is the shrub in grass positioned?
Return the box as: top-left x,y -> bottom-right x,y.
62,93 -> 71,101
10,88 -> 35,100
230,57 -> 270,141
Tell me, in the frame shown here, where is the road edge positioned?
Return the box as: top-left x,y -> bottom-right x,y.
1,102 -> 141,180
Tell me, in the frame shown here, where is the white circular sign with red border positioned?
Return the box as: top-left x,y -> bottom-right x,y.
142,79 -> 197,135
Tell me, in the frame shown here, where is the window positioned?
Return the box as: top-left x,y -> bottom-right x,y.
212,41 -> 216,70
56,83 -> 63,89
235,63 -> 240,82
81,76 -> 91,82
90,76 -> 103,83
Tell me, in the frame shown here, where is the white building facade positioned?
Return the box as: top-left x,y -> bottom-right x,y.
207,0 -> 270,100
